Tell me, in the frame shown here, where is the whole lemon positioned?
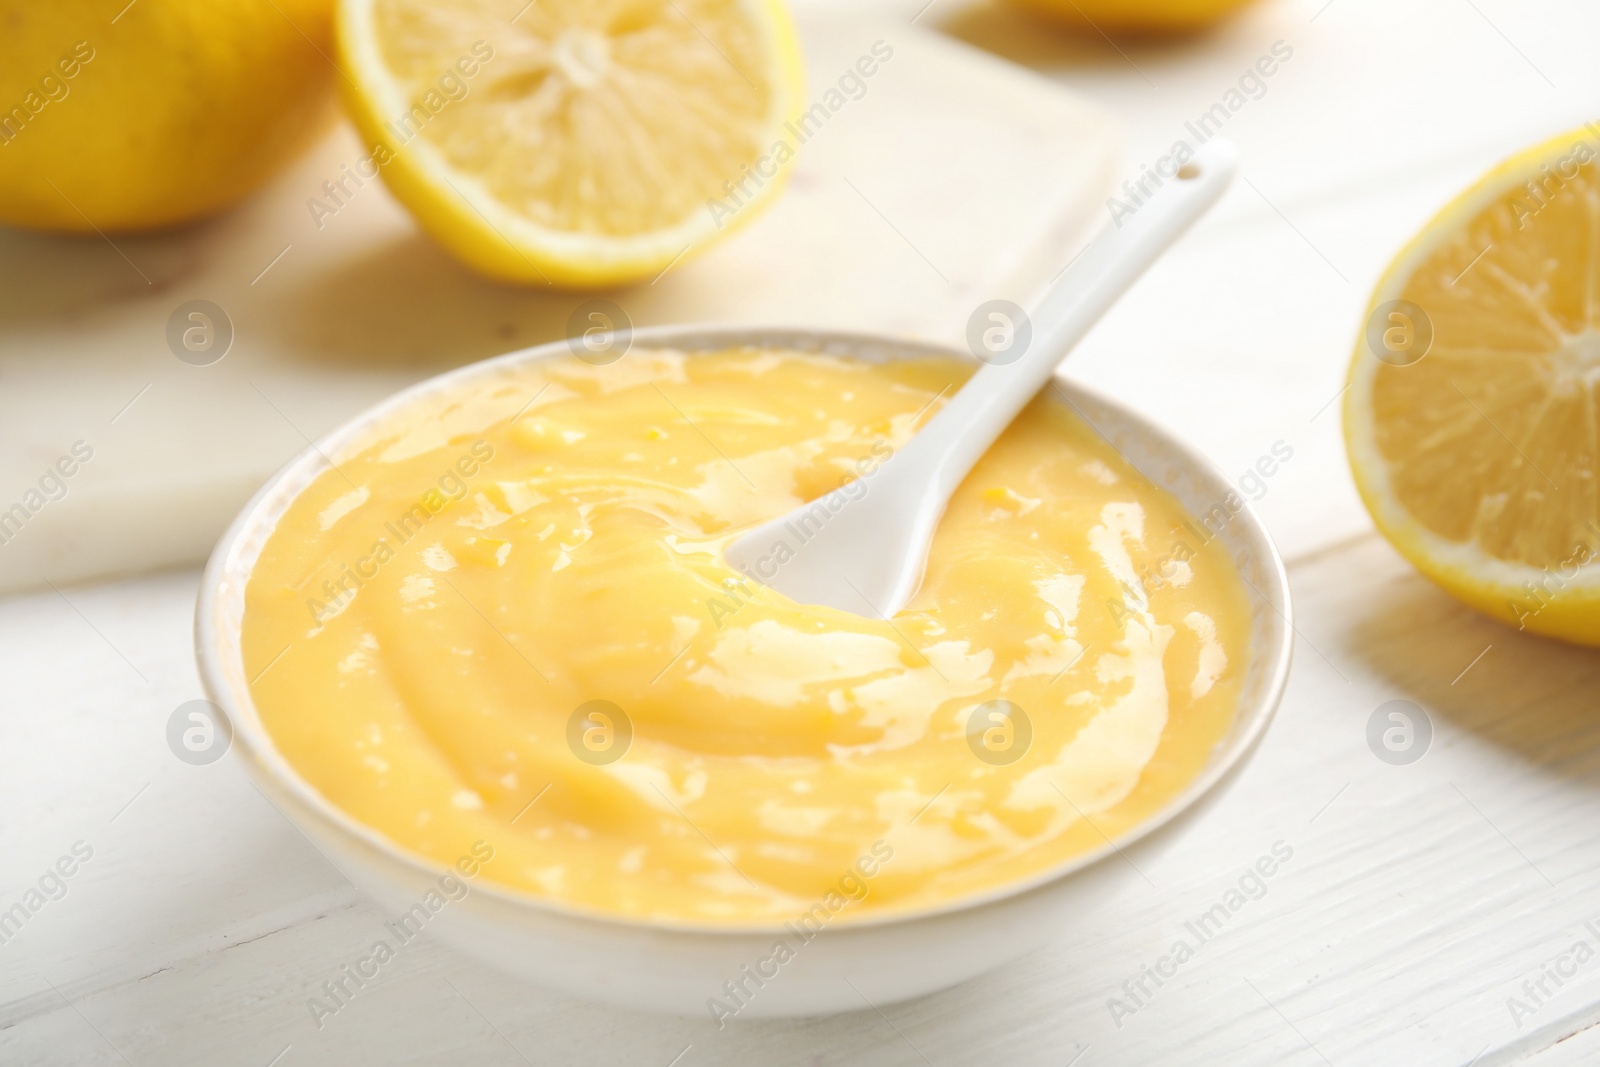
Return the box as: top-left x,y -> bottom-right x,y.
0,0 -> 336,233
1006,0 -> 1262,34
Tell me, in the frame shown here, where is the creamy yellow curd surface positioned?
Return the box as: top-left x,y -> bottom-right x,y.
242,347 -> 1252,924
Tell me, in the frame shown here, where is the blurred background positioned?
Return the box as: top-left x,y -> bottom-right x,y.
6,0 -> 1596,596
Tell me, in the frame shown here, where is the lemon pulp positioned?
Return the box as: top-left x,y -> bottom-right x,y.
339,0 -> 804,285
1346,126 -> 1600,643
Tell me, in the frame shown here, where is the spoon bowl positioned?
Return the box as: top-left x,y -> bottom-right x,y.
725,138 -> 1238,615
196,321 -> 1292,1017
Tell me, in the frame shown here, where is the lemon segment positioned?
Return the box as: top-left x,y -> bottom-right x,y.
336,0 -> 805,287
1344,125 -> 1600,645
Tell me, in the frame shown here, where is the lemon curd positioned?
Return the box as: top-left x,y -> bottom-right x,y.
242,348 -> 1252,923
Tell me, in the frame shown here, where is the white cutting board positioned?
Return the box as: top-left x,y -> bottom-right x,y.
0,10 -> 1117,595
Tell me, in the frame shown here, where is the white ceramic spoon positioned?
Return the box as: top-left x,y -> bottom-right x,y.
724,137 -> 1239,616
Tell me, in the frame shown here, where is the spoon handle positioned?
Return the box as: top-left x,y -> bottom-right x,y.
892,137 -> 1239,505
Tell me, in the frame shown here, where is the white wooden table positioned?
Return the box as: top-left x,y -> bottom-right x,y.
5,0 -> 1600,1063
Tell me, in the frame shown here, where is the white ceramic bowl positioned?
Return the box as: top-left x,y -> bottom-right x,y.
196,326 -> 1293,1018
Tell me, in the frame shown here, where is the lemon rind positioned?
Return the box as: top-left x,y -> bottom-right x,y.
336,0 -> 806,287
1344,124 -> 1600,640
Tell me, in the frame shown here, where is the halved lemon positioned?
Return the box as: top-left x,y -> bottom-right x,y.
1345,124 -> 1600,646
1005,0 -> 1260,35
337,0 -> 804,287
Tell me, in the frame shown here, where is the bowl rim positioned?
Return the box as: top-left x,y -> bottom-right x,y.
196,323 -> 1295,937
